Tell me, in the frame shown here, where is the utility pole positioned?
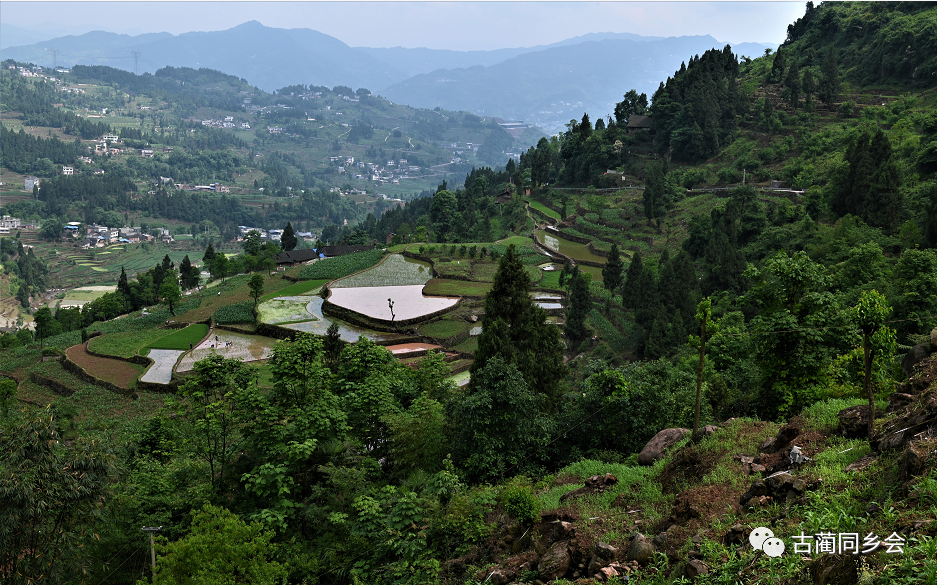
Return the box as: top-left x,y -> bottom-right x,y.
141,526 -> 162,581
131,51 -> 141,75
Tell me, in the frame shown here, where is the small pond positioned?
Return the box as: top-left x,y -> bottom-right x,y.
328,285 -> 459,321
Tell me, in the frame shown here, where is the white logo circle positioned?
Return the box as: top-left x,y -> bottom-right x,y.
762,537 -> 786,557
750,526 -> 774,550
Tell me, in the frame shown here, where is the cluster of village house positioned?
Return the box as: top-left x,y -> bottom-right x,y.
328,156 -> 421,186
236,226 -> 317,244
0,215 -> 22,237
73,224 -> 174,248
198,116 -> 251,130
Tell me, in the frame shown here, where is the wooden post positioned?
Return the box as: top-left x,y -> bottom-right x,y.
142,526 -> 162,581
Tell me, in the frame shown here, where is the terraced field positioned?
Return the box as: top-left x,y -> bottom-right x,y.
535,230 -> 607,265
65,343 -> 145,389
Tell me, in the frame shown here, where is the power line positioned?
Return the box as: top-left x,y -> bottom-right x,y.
96,545 -> 144,585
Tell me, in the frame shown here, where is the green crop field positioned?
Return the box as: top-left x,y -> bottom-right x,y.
332,254 -> 433,288
419,319 -> 469,339
147,324 -> 210,350
527,199 -> 561,220
88,328 -> 179,359
423,279 -> 492,297
260,279 -> 327,301
453,336 -> 478,354
297,249 -> 385,281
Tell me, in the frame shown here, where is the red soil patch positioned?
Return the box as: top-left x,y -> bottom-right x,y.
385,342 -> 443,355
65,344 -> 143,389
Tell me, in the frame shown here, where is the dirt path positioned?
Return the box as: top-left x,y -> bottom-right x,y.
65,343 -> 143,389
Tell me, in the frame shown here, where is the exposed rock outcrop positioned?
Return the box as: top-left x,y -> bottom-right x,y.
639,428 -> 690,465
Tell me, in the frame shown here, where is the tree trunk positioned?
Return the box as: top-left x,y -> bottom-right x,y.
694,320 -> 707,435
864,332 -> 874,441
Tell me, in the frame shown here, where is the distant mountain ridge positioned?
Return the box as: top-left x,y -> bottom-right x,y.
380,36 -> 775,132
1,21 -> 775,131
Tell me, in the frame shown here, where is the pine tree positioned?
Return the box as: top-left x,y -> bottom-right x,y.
769,47 -> 787,83
202,243 -> 216,277
622,251 -> 645,310
281,221 -> 298,251
786,60 -> 802,109
802,69 -> 816,112
602,243 -> 624,294
565,272 -> 590,348
117,266 -> 131,297
472,244 -> 566,407
818,47 -> 840,105
644,317 -> 665,360
179,255 -> 196,289
643,159 -> 669,223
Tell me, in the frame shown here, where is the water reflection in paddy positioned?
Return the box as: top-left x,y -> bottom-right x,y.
328,285 -> 458,320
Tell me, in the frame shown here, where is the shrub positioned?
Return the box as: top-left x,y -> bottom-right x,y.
501,482 -> 542,524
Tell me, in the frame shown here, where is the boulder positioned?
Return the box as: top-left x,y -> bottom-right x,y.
759,436 -> 777,453
887,392 -> 916,413
586,542 -> 618,575
554,521 -> 576,540
723,524 -> 747,546
898,443 -> 926,483
872,388 -> 937,452
902,343 -> 933,378
559,473 -> 618,502
595,566 -> 619,582
808,554 -> 860,585
680,559 -> 709,580
593,542 -> 617,560
487,569 -> 511,585
844,455 -> 876,473
750,463 -> 767,474
765,472 -> 794,494
625,534 -> 656,566
931,326 -> 937,351
775,423 -> 801,447
739,479 -> 769,506
538,541 -> 571,581
837,405 -> 872,439
638,428 -> 690,465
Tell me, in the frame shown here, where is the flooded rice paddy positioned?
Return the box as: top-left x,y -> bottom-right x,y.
328,285 -> 459,320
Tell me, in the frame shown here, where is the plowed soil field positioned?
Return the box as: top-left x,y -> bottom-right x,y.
65,343 -> 144,389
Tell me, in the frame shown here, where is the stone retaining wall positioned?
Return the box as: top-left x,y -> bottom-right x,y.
29,371 -> 75,397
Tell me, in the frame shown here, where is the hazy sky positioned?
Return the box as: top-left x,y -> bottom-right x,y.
2,2 -> 805,51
